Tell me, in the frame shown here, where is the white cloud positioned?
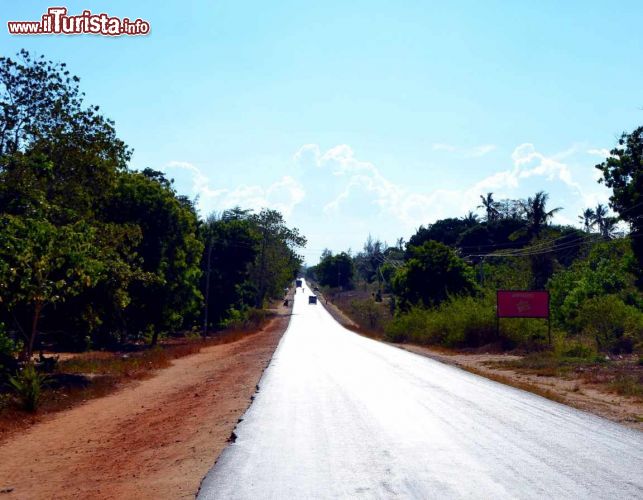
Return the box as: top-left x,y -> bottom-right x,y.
168,141 -> 614,262
293,144 -> 321,167
466,144 -> 497,157
298,142 -> 611,233
166,161 -> 305,216
587,148 -> 611,158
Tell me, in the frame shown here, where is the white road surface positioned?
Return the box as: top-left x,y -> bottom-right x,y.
199,281 -> 643,499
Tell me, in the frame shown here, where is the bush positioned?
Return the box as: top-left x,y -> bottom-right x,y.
9,363 -> 49,412
220,307 -> 267,331
385,293 -> 557,349
348,299 -> 390,334
562,342 -> 596,359
548,239 -> 640,329
0,324 -> 21,384
574,295 -> 643,353
385,295 -> 496,347
391,241 -> 478,310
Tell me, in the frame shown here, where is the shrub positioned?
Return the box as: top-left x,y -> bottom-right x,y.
385,293 -> 557,349
385,295 -> 496,347
220,307 -> 267,331
9,363 -> 49,412
574,295 -> 643,353
562,343 -> 596,359
499,317 -> 551,350
547,239 -> 640,329
391,241 -> 478,310
0,324 -> 21,384
385,307 -> 435,344
348,299 -> 390,334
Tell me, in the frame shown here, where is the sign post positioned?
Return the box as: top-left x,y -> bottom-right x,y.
496,290 -> 551,344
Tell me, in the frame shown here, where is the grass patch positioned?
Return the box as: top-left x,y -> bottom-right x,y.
0,310 -> 277,442
609,374 -> 643,398
499,352 -> 599,377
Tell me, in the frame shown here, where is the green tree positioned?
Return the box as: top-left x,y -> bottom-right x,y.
478,193 -> 499,222
547,239 -> 640,328
103,170 -> 203,344
354,235 -> 384,283
407,217 -> 477,253
392,241 -> 477,310
201,209 -> 260,331
520,191 -> 561,237
595,126 -> 643,283
249,209 -> 306,307
0,51 -> 129,223
0,216 -> 105,359
579,208 -> 596,233
316,251 -> 354,289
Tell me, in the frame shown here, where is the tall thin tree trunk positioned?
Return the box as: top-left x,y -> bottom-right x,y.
23,301 -> 42,361
202,241 -> 213,337
256,230 -> 268,308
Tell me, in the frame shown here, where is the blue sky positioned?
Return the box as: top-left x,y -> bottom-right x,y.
3,1 -> 643,263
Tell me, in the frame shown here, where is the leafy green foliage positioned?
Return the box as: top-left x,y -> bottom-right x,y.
595,126 -> 643,284
407,217 -> 477,251
386,293 -> 551,348
201,210 -> 260,329
0,51 -> 305,364
0,323 -> 20,383
385,297 -> 494,346
0,216 -> 107,358
103,170 -> 203,343
547,239 -> 640,328
9,363 -> 49,412
392,241 -> 477,309
248,209 -> 306,307
574,295 -> 643,353
315,251 -> 354,289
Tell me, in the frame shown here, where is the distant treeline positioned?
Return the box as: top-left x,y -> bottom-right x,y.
308,128 -> 643,354
0,50 -> 304,368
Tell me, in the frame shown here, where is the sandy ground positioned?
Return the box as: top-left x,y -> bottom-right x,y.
0,311 -> 290,499
399,345 -> 643,431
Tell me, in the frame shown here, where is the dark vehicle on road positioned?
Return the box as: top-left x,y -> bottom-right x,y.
308,296 -> 317,304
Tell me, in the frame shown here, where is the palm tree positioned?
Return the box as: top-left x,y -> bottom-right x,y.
462,211 -> 479,225
478,193 -> 499,221
599,217 -> 619,239
521,191 -> 562,237
578,208 -> 596,233
593,203 -> 608,230
593,204 -> 618,239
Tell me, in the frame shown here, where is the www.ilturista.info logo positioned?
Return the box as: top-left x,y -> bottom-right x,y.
7,7 -> 150,36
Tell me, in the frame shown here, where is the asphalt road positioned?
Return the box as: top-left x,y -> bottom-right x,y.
199,282 -> 643,499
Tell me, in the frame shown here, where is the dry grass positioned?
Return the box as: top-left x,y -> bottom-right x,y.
491,352 -> 597,378
0,310 -> 279,440
490,352 -> 643,401
450,363 -> 568,404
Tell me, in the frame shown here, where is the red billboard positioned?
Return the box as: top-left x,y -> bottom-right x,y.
497,290 -> 549,318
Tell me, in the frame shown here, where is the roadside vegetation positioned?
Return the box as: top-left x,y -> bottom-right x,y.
0,51 -> 303,417
307,128 -> 643,400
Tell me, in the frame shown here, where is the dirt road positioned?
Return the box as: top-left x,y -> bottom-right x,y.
0,313 -> 289,499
